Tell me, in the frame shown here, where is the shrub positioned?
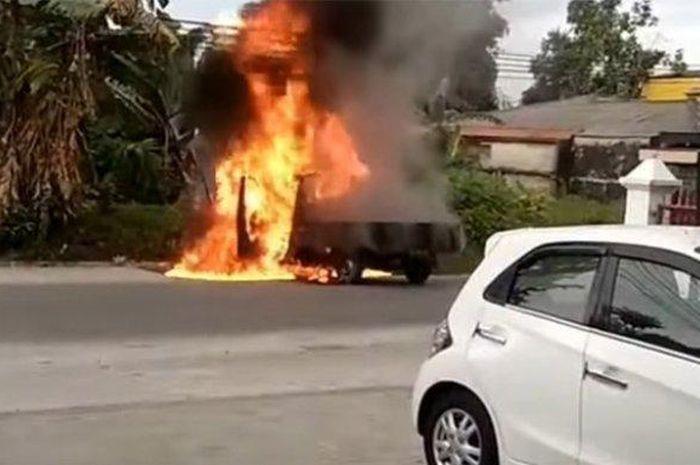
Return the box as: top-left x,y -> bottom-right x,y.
3,204 -> 184,262
447,161 -> 547,248
85,121 -> 183,206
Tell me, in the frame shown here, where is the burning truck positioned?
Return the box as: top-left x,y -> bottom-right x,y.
168,0 -> 463,284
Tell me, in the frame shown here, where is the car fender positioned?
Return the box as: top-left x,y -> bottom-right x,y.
412,340 -> 511,465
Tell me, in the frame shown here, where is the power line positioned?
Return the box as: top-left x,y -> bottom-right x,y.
164,16 -> 700,73
165,17 -> 239,31
165,15 -> 544,60
497,69 -> 533,75
496,56 -> 532,62
39,2 -> 700,72
496,49 -> 536,59
498,74 -> 535,81
496,54 -> 534,62
496,59 -> 532,66
495,63 -> 531,70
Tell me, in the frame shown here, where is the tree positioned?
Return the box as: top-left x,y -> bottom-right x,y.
0,0 -> 196,244
94,21 -> 204,205
0,0 -> 96,243
523,0 -> 683,104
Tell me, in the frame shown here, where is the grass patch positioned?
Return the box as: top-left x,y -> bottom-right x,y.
542,195 -> 624,227
4,204 -> 185,262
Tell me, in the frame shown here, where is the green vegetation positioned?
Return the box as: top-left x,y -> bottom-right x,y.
4,204 -> 184,262
523,0 -> 685,104
0,0 -> 202,246
3,160 -> 624,265
446,160 -> 624,273
447,160 -> 547,248
542,195 -> 623,227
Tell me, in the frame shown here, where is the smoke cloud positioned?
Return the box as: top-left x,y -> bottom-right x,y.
189,0 -> 493,223
300,0 -> 490,222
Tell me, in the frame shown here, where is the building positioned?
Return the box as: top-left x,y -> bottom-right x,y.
457,126 -> 573,193
458,73 -> 700,198
642,72 -> 700,104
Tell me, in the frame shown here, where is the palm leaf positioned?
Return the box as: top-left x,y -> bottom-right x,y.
12,59 -> 59,95
104,76 -> 158,124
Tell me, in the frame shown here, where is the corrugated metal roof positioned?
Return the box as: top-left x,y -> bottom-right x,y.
486,96 -> 695,137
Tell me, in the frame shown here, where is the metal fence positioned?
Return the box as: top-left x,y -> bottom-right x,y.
659,188 -> 699,225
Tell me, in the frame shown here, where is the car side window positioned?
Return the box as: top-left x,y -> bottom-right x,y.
608,258 -> 700,359
508,254 -> 600,324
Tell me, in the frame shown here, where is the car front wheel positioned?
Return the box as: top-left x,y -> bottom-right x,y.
423,391 -> 498,465
335,257 -> 364,285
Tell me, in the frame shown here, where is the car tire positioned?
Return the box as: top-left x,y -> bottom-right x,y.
422,390 -> 499,465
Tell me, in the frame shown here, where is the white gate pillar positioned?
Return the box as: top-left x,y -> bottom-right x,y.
619,159 -> 682,225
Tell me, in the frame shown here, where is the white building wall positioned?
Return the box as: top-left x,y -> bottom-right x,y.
481,142 -> 559,175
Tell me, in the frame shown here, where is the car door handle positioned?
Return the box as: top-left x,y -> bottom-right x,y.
474,324 -> 507,346
584,363 -> 629,390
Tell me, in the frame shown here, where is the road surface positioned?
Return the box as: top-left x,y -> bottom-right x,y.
0,389 -> 422,465
0,267 -> 466,465
0,267 -> 464,342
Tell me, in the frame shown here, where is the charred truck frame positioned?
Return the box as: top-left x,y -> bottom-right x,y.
285,179 -> 464,284
234,176 -> 464,284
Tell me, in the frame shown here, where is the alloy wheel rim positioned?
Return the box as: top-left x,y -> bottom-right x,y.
432,408 -> 482,465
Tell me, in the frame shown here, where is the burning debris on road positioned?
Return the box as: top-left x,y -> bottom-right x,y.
167,0 -> 464,284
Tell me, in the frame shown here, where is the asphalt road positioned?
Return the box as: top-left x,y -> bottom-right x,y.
0,267 -> 466,465
0,268 -> 465,342
0,388 -> 422,465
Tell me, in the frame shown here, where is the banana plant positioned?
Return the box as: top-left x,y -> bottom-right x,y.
0,0 -> 195,243
0,0 -> 95,241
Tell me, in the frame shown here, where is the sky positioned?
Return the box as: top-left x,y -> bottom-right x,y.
167,0 -> 700,103
497,0 -> 700,101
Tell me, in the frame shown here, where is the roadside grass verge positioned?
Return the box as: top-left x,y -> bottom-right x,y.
542,195 -> 624,227
2,204 -> 184,262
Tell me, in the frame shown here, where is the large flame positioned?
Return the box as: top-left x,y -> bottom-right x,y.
167,0 -> 369,282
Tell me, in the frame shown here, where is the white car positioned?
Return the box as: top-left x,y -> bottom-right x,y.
412,226 -> 700,465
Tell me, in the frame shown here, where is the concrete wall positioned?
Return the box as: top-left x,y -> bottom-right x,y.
481,142 -> 559,175
569,137 -> 642,201
460,140 -> 562,194
570,140 -> 700,199
459,134 -> 698,200
502,173 -> 557,193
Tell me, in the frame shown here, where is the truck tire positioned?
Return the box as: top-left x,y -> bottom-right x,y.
336,257 -> 364,285
404,257 -> 431,285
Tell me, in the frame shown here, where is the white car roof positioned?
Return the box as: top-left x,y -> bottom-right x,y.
487,225 -> 700,259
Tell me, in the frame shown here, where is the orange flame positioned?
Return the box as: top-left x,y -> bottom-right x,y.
167,0 -> 369,282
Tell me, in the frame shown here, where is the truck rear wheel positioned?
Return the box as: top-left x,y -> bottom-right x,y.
404,257 -> 431,285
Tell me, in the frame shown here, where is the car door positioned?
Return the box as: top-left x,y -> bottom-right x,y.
581,245 -> 700,465
471,245 -> 604,465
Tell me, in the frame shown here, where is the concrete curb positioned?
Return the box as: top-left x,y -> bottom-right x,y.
0,262 -> 468,279
0,261 -> 171,272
